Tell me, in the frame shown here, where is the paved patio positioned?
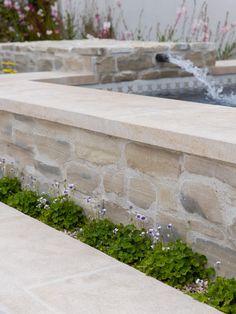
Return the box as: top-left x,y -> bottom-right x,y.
0,202 -> 220,314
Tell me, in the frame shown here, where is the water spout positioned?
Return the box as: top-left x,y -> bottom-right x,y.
155,54 -> 169,63
167,53 -> 236,106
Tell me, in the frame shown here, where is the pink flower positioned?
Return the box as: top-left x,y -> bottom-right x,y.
103,21 -> 111,31
4,0 -> 12,8
176,6 -> 187,24
14,2 -> 20,11
95,13 -> 101,23
221,25 -> 231,34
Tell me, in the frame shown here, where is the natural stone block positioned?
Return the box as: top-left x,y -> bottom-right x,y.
103,201 -> 130,225
66,163 -> 100,194
157,184 -> 178,210
138,69 -> 161,80
203,50 -> 216,66
187,219 -> 225,241
158,69 -> 179,78
14,130 -> 34,152
126,143 -> 180,179
228,218 -> 236,243
156,211 -> 188,240
75,130 -> 121,166
54,59 -> 64,70
172,43 -> 191,51
34,135 -> 71,164
180,180 -> 223,224
0,112 -> 12,142
71,47 -> 105,56
117,53 -> 154,71
192,238 -> 236,278
114,71 -> 137,82
103,170 -> 125,196
35,161 -> 61,177
128,177 -> 156,209
184,154 -> 236,188
100,74 -> 114,83
96,56 -> 116,74
64,56 -> 93,72
37,59 -> 53,71
6,143 -> 34,166
34,119 -> 72,140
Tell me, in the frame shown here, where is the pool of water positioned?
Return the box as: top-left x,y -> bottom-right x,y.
146,87 -> 236,107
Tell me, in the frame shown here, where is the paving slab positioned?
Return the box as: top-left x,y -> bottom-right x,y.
0,202 -> 221,314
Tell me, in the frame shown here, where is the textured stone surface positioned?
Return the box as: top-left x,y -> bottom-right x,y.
180,181 -> 223,224
157,184 -> 178,210
128,177 -> 156,209
103,170 -> 125,196
66,163 -> 100,194
187,219 -> 225,241
185,155 -> 236,188
229,218 -> 236,241
126,143 -> 180,179
114,71 -> 137,82
96,56 -> 116,74
34,135 -> 71,164
117,53 -> 154,71
0,40 -> 216,82
64,56 -> 92,72
75,130 -> 121,165
104,201 -> 130,224
193,239 -> 236,278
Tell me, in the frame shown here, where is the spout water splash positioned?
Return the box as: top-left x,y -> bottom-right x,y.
167,53 -> 236,106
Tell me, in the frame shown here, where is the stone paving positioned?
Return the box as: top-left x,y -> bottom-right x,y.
0,202 -> 221,314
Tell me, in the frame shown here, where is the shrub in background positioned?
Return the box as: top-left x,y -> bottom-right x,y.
0,0 -> 62,42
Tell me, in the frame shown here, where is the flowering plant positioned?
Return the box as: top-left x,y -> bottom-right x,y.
0,0 -> 62,42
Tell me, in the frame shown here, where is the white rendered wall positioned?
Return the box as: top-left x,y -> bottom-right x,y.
58,0 -> 236,42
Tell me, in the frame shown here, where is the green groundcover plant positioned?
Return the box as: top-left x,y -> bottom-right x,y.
139,240 -> 215,288
7,190 -> 41,218
0,174 -> 235,313
78,220 -> 152,265
192,277 -> 236,314
0,176 -> 21,202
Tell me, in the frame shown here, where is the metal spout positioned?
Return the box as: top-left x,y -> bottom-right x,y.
155,53 -> 169,63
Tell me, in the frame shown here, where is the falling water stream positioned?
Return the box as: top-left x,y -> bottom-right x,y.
167,53 -> 236,106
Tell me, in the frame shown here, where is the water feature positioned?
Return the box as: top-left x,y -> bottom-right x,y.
166,53 -> 236,106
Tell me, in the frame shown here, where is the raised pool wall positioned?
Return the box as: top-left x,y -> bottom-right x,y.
0,40 -> 235,277
0,40 -> 216,82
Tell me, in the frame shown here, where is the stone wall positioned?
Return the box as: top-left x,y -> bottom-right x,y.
0,110 -> 235,277
0,40 -> 216,83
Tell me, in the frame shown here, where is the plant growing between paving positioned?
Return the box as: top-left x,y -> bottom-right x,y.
0,166 -> 235,313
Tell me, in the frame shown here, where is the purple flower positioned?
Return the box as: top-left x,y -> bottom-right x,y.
100,208 -> 106,218
167,223 -> 173,230
68,183 -> 75,190
87,196 -> 92,203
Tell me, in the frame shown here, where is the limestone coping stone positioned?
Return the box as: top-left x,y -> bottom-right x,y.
0,39 -> 216,53
1,69 -> 236,164
0,202 -> 221,313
